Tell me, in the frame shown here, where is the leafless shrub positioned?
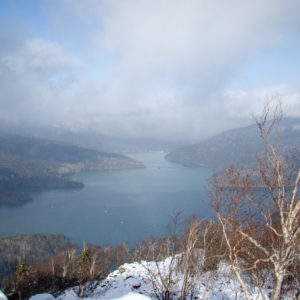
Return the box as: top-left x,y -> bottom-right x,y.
140,212 -> 226,300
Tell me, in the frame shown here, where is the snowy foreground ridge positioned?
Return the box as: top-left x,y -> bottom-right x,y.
5,257 -> 275,300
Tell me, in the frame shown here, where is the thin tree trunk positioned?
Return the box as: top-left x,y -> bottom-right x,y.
270,274 -> 283,300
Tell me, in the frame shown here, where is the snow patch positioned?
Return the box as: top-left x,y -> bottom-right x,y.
27,257 -> 274,300
29,294 -> 55,300
0,290 -> 8,300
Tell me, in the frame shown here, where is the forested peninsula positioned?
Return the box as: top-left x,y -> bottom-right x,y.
0,135 -> 146,204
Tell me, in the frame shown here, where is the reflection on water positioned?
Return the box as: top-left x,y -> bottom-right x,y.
0,153 -> 214,247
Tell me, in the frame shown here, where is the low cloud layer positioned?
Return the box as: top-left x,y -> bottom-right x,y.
1,0 -> 300,141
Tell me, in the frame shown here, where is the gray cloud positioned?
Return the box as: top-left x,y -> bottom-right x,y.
1,0 -> 300,141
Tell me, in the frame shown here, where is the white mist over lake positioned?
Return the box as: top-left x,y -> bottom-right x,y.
0,153 -> 214,247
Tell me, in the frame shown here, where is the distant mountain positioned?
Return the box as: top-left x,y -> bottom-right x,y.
0,134 -> 146,204
165,117 -> 300,169
0,121 -> 187,153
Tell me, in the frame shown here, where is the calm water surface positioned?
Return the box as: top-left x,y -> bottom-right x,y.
0,153 -> 214,247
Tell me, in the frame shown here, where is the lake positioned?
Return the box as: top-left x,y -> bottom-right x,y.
0,152 -> 215,248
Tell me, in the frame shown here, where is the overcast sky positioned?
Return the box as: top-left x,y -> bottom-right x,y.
1,0 -> 300,141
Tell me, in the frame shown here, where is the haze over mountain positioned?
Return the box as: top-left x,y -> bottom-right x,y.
165,117 -> 300,169
1,1 -> 300,142
0,120 -> 187,153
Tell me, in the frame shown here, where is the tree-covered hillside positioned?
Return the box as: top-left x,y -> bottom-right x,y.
165,117 -> 300,168
0,233 -> 73,281
0,135 -> 146,204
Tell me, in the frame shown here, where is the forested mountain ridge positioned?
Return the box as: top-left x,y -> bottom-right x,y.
165,117 -> 300,169
0,135 -> 129,163
0,134 -> 146,204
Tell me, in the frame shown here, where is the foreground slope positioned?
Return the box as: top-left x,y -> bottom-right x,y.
27,257 -> 273,300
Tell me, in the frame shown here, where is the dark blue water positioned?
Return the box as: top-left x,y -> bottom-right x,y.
0,153 -> 214,247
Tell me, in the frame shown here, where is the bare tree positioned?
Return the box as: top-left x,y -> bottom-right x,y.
58,244 -> 78,279
208,98 -> 300,300
141,214 -> 224,300
72,243 -> 113,300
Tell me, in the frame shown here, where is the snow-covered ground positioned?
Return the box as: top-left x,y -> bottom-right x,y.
18,255 -> 278,300
0,290 -> 8,300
